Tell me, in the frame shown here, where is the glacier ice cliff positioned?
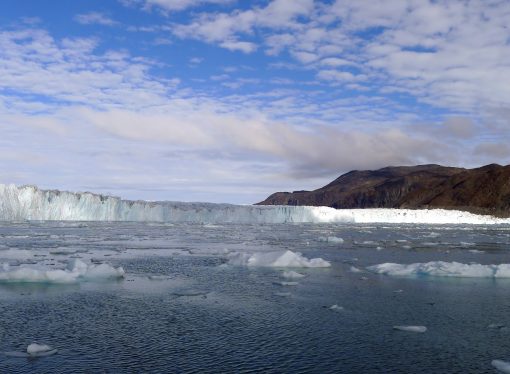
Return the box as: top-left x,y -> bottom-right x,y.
0,184 -> 509,224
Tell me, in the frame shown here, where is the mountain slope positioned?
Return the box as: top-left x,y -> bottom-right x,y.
257,164 -> 510,216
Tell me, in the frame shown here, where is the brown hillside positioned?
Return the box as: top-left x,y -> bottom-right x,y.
257,164 -> 510,216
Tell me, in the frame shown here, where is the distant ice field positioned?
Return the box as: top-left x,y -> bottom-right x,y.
1,221 -> 510,373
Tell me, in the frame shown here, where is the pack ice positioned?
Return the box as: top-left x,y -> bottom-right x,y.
0,259 -> 125,283
368,261 -> 510,278
1,184 -> 509,224
228,250 -> 331,268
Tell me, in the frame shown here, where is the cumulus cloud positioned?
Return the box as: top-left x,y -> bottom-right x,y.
2,10 -> 510,203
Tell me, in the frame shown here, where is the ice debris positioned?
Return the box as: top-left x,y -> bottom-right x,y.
368,261 -> 510,278
488,323 -> 506,329
393,325 -> 427,333
350,266 -> 362,273
274,281 -> 299,286
0,259 -> 125,283
492,360 -> 510,373
27,343 -> 57,356
4,343 -> 57,358
228,250 -> 331,268
282,270 -> 305,279
329,304 -> 344,312
319,236 -> 344,244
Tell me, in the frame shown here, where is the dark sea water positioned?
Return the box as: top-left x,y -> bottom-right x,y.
0,222 -> 510,373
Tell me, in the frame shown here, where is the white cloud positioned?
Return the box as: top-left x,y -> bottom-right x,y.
2,17 -> 510,203
74,12 -> 118,26
219,40 -> 257,53
122,0 -> 233,13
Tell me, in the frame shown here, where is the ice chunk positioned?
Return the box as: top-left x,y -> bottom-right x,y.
329,304 -> 344,312
350,266 -> 362,273
368,261 -> 510,278
0,259 -> 124,283
393,325 -> 427,333
274,281 -> 299,286
488,323 -> 506,329
274,292 -> 291,297
282,270 -> 305,279
319,236 -> 344,244
228,250 -> 331,268
492,360 -> 510,373
27,343 -> 52,355
468,249 -> 485,254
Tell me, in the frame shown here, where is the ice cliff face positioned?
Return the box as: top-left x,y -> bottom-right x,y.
0,184 -> 509,224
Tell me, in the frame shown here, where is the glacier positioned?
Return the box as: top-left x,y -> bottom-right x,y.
1,184 -> 509,224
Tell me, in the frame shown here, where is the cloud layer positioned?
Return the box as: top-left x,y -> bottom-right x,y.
0,1 -> 508,203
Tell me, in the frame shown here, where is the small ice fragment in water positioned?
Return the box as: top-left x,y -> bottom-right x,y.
468,249 -> 485,254
318,236 -> 344,244
492,360 -> 510,373
27,343 -> 51,354
329,304 -> 344,312
393,289 -> 404,293
282,270 -> 305,279
350,266 -> 362,273
488,323 -> 506,329
228,250 -> 330,268
148,275 -> 168,281
274,292 -> 291,297
26,343 -> 58,357
274,281 -> 299,286
393,325 -> 427,333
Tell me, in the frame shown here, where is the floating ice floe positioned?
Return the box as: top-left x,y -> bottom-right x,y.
27,343 -> 57,356
488,323 -> 506,329
350,266 -> 362,273
393,325 -> 427,333
228,250 -> 331,268
318,236 -> 344,244
367,261 -> 510,278
329,304 -> 344,312
468,249 -> 485,254
492,359 -> 510,373
274,281 -> 299,286
274,292 -> 291,297
4,343 -> 57,358
0,259 -> 125,283
282,270 -> 305,279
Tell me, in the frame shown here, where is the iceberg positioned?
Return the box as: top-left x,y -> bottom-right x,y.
0,184 -> 509,224
228,250 -> 331,268
368,261 -> 510,278
0,259 -> 125,283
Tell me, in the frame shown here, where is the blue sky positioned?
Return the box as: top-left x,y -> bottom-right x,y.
0,0 -> 509,203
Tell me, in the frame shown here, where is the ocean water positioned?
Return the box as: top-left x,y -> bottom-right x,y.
1,221 -> 510,373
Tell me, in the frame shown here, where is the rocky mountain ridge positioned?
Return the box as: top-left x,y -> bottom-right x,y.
257,164 -> 510,216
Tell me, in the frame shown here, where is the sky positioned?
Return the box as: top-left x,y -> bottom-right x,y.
0,0 -> 509,204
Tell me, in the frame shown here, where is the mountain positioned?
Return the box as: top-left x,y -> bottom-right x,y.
257,164 -> 510,216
